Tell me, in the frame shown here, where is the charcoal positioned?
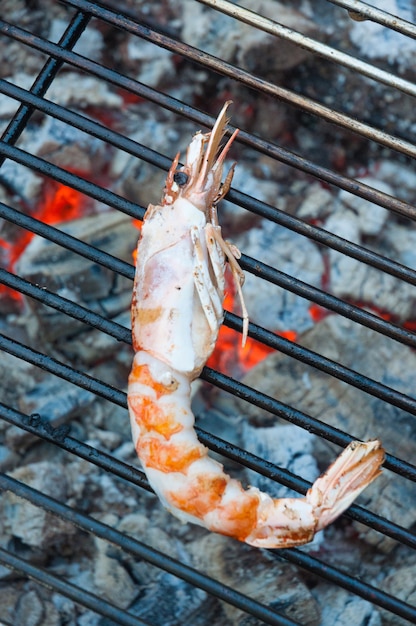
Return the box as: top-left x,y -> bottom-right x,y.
380,564 -> 416,626
3,461 -> 76,550
6,377 -> 93,453
93,527 -> 139,609
128,572 -> 207,626
15,211 -> 137,356
188,534 -> 320,626
233,221 -> 324,334
316,585 -> 381,626
241,422 -> 320,499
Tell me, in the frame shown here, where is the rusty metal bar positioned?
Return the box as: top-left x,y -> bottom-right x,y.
62,0 -> 416,159
326,0 -> 416,37
2,20 -> 416,219
196,0 -> 416,97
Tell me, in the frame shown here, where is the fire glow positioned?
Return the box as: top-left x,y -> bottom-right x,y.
207,274 -> 297,376
41,177 -> 88,225
0,175 -> 88,303
131,219 -> 143,265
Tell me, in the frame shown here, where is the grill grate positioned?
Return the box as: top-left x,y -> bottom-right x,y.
0,1 -> 416,625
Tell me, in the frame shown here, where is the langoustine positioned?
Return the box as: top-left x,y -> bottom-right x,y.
127,103 -> 384,548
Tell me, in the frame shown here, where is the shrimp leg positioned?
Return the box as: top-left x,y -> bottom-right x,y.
208,224 -> 249,347
191,226 -> 225,333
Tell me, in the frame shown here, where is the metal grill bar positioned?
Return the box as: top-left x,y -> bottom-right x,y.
327,0 -> 416,36
0,77 -> 173,175
0,401 -> 414,552
2,78 -> 416,284
2,154 -> 416,415
2,122 -> 416,360
3,256 -> 416,425
63,0 -> 416,159
0,409 -> 415,623
1,252 -> 416,565
0,403 -> 150,490
0,546 -> 151,626
0,200 -> 134,280
203,366 -> 416,481
241,254 -> 416,347
0,473 -> 299,626
276,549 -> 416,623
0,317 -> 415,493
197,0 -> 416,97
0,11 -> 90,162
2,19 -> 416,220
2,138 -> 416,353
0,191 -> 410,419
0,0 -> 415,623
0,140 -> 143,218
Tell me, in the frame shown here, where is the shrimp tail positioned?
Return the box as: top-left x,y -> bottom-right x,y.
308,439 -> 384,531
242,439 -> 384,548
128,351 -> 384,549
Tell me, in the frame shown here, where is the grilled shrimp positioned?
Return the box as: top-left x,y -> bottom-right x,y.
127,103 -> 384,548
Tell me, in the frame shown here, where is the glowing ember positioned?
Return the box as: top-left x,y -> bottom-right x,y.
0,238 -> 31,301
207,321 -> 297,376
40,178 -> 88,225
207,275 -> 297,376
0,174 -> 89,304
309,303 -> 330,323
132,219 -> 143,264
117,90 -> 146,107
